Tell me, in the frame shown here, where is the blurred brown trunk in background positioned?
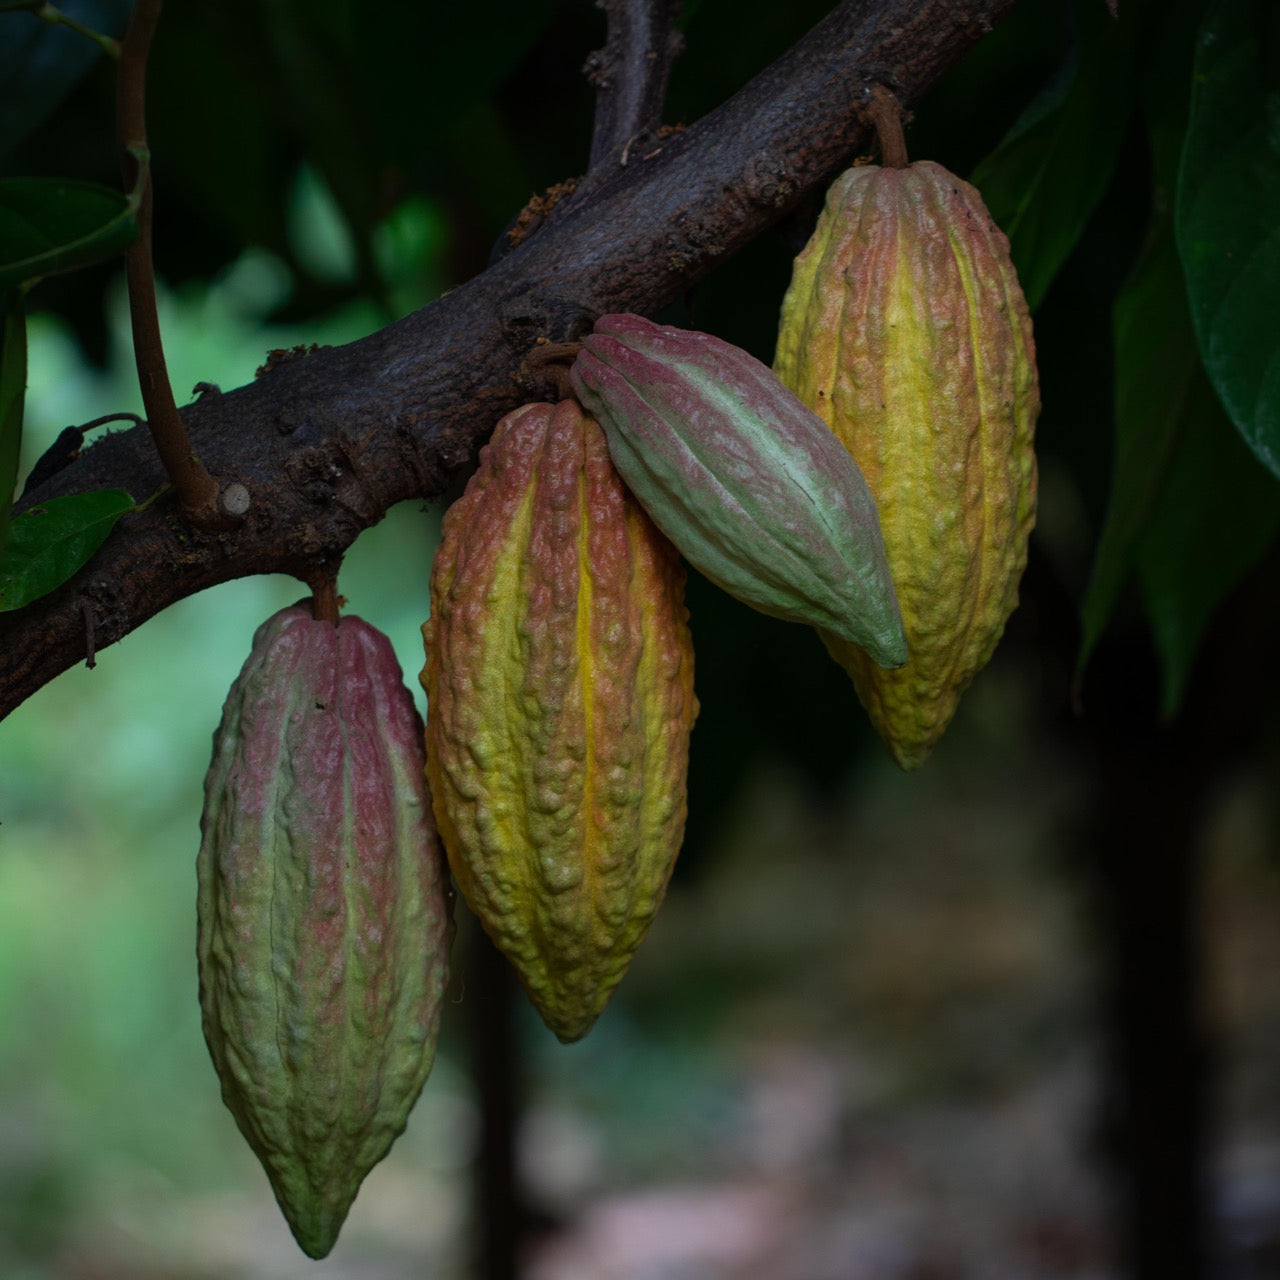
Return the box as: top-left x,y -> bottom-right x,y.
1088,711 -> 1210,1280
468,919 -> 523,1280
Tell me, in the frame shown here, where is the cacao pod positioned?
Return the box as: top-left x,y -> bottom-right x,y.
198,604 -> 454,1259
569,313 -> 907,669
422,399 -> 697,1044
774,160 -> 1039,769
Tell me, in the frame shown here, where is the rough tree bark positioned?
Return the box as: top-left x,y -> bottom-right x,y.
0,0 -> 1022,718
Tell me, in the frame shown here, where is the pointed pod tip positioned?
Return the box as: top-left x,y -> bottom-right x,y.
538,996 -> 603,1044
551,1022 -> 594,1045
289,1218 -> 341,1261
278,1178 -> 354,1260
873,629 -> 910,670
890,746 -> 931,772
831,618 -> 908,671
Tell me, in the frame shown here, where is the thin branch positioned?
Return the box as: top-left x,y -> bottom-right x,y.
14,1 -> 122,57
116,0 -> 224,524
586,0 -> 683,171
2,0 -> 1024,719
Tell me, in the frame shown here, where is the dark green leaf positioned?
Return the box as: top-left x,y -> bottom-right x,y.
0,177 -> 137,290
0,289 -> 24,563
970,0 -> 1138,310
1176,0 -> 1280,478
0,8 -> 102,157
1136,372 -> 1280,715
0,487 -> 134,611
1078,220 -> 1197,676
1080,207 -> 1280,712
1073,0 -> 1280,704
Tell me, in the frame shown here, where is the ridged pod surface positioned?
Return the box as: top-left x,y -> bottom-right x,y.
198,605 -> 454,1258
570,314 -> 907,669
774,160 -> 1039,769
423,400 -> 697,1043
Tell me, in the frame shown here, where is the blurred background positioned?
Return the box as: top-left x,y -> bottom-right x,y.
4,0 -> 1280,1276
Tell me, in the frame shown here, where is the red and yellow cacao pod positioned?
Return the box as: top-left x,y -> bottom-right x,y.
422,399 -> 697,1043
774,160 -> 1039,769
198,605 -> 454,1259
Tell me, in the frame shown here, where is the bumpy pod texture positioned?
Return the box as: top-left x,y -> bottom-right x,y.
570,314 -> 907,669
198,605 -> 454,1259
423,400 -> 697,1044
774,160 -> 1039,769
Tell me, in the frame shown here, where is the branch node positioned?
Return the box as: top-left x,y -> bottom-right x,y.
219,482 -> 251,520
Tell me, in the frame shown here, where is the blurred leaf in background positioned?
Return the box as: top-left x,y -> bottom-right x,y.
1078,0 -> 1280,710
971,0 -> 1141,312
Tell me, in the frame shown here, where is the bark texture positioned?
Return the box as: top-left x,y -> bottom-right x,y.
1,0 -> 1022,718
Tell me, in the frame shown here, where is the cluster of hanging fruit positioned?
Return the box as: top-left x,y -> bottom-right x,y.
194,95 -> 1038,1257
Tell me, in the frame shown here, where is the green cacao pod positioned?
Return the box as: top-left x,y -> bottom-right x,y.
198,604 -> 454,1259
422,399 -> 697,1044
774,160 -> 1039,769
569,313 -> 907,669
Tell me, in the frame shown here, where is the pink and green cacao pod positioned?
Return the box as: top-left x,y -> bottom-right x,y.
198,605 -> 454,1259
774,160 -> 1039,769
422,399 -> 697,1044
569,313 -> 907,669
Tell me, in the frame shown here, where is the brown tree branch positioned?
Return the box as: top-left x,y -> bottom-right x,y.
1,0 -> 1023,719
585,0 -> 683,171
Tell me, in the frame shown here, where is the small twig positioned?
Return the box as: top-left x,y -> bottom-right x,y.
13,1 -> 122,56
864,84 -> 909,168
20,412 -> 145,495
82,411 -> 146,433
79,597 -> 97,668
586,0 -> 684,171
116,0 -> 223,525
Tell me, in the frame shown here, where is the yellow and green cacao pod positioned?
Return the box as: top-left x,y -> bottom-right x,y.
569,313 -> 907,669
422,399 -> 697,1043
774,160 -> 1039,769
198,605 -> 454,1259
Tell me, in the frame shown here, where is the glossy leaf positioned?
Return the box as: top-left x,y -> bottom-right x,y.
1175,0 -> 1280,478
0,289 -> 24,563
0,177 -> 137,290
970,0 -> 1136,310
0,487 -> 134,612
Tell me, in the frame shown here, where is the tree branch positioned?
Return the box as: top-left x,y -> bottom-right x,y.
585,0 -> 683,171
0,0 -> 1023,719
